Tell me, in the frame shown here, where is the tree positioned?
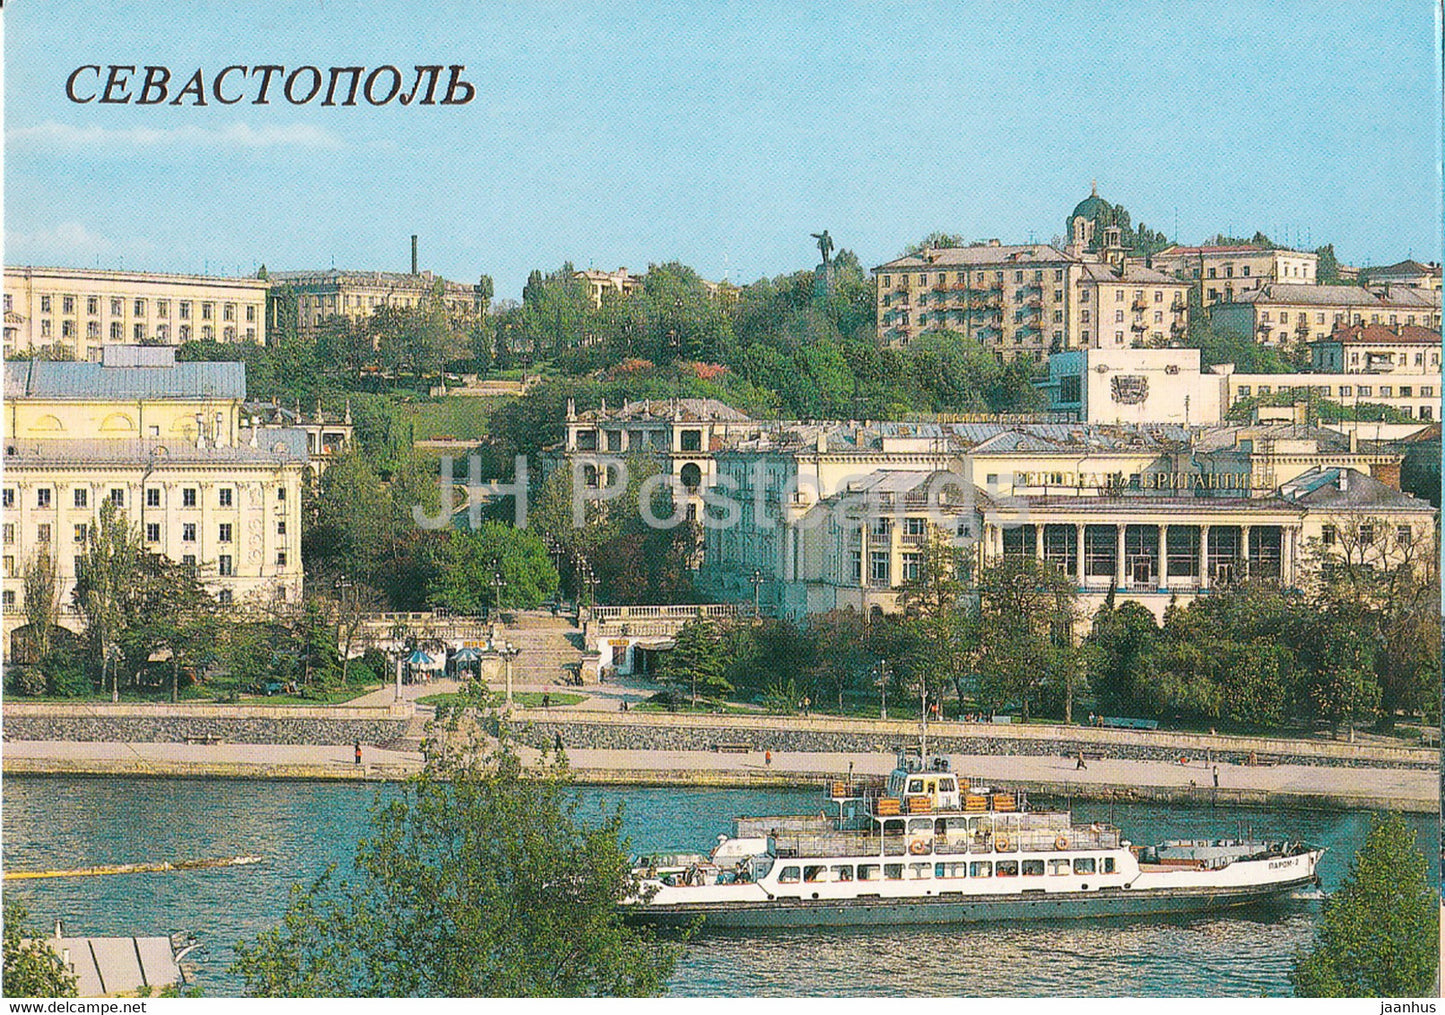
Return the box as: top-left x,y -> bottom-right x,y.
3,897 -> 77,998
231,732 -> 681,996
20,552 -> 61,662
1314,244 -> 1342,285
425,522 -> 558,615
973,557 -> 1080,721
1291,812 -> 1438,997
655,618 -> 730,706
72,499 -> 147,700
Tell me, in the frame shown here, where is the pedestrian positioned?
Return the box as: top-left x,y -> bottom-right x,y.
354,741 -> 362,766
765,750 -> 772,766
555,732 -> 564,753
542,692 -> 551,709
1076,752 -> 1087,771
1212,765 -> 1219,788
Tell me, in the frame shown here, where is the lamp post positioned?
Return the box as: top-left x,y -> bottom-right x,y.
490,566 -> 506,621
499,640 -> 520,710
749,567 -> 764,620
876,658 -> 890,720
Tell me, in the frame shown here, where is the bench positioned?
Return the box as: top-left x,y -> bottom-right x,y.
714,742 -> 751,754
184,734 -> 224,745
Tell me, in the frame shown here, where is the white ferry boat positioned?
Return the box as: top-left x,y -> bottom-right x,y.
624,753 -> 1323,928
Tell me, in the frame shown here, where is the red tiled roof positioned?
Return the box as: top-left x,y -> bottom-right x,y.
1324,323 -> 1440,346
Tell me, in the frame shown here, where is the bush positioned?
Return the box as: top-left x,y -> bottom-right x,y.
12,667 -> 46,696
360,648 -> 390,684
346,661 -> 377,687
47,659 -> 93,698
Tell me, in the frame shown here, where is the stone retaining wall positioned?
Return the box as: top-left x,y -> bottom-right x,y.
3,704 -> 408,746
514,717 -> 1436,771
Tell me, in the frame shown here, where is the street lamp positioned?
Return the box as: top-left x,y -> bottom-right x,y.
490,567 -> 506,621
875,658 -> 890,720
749,567 -> 764,620
499,640 -> 521,710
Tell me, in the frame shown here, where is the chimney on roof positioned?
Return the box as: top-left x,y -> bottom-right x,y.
411,235 -> 418,275
988,238 -> 1001,247
1336,470 -> 1348,492
565,397 -> 576,421
1348,427 -> 1358,453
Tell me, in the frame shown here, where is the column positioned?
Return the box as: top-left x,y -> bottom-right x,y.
1074,523 -> 1085,586
1158,524 -> 1168,588
1241,524 -> 1251,579
1199,524 -> 1211,590
1114,523 -> 1126,586
1033,524 -> 1043,562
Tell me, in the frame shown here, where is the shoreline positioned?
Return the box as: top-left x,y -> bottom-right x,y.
4,746 -> 1435,814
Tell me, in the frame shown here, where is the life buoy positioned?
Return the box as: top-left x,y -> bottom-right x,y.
909,839 -> 929,855
995,835 -> 1010,852
1055,835 -> 1069,851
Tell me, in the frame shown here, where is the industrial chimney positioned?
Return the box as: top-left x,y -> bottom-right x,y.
411,235 -> 418,275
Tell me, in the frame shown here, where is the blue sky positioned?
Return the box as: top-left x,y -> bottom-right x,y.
5,2 -> 1441,300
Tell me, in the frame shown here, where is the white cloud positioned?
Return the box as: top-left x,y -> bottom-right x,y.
7,120 -> 344,150
6,222 -> 158,265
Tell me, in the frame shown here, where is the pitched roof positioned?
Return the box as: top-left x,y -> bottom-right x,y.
1320,323 -> 1439,346
3,433 -> 309,467
578,398 -> 751,423
1365,259 -> 1441,277
1277,466 -> 1431,511
874,243 -> 1074,271
1075,262 -> 1181,285
1230,284 -> 1381,307
3,359 -> 246,401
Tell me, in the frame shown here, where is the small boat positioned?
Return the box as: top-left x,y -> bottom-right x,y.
623,753 -> 1322,928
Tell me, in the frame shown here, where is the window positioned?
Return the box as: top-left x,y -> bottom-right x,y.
87,321 -> 100,338
36,488 -> 51,508
1397,526 -> 1413,546
1422,386 -> 1434,398
870,551 -> 890,585
109,488 -> 125,507
277,486 -> 287,502
182,488 -> 197,507
1279,312 -> 1288,323
778,866 -> 800,884
1400,386 -> 1413,398
145,523 -> 160,542
73,487 -> 88,508
969,862 -> 992,878
219,523 -> 233,543
1237,385 -> 1251,397
1074,857 -> 1096,874
1081,310 -> 1090,323
87,296 -> 98,315
40,295 -> 52,313
223,303 -> 235,321
182,523 -> 196,542
182,554 -> 197,569
1357,386 -> 1371,397
1115,309 -> 1124,323
1358,524 -> 1375,545
1,490 -> 11,509
857,864 -> 881,881
1022,859 -> 1045,876
218,555 -> 234,577
1208,268 -> 1217,279
109,297 -> 122,316
41,320 -> 51,338
1339,386 -> 1352,397
2,558 -> 11,578
202,302 -> 214,320
902,552 -> 921,582
277,520 -> 287,536
884,864 -> 904,881
2,590 -> 13,609
146,488 -> 161,508
1379,386 -> 1392,397
133,299 -> 145,316
277,551 -> 288,566
219,488 -> 233,508
202,325 -> 213,341
134,324 -> 145,341
157,300 -> 169,317
74,523 -> 87,543
1,524 -> 11,544
179,301 -> 191,319
680,430 -> 702,452
36,523 -> 51,543
218,589 -> 233,604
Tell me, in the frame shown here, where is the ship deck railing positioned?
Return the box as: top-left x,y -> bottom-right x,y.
772,827 -> 1122,859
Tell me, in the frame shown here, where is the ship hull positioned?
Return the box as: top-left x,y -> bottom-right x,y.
624,874 -> 1318,929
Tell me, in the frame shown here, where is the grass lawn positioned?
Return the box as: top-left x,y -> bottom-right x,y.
418,690 -> 587,709
14,683 -> 383,706
400,396 -> 510,441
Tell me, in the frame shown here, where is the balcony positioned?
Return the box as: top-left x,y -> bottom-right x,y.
1171,298 -> 1187,312
1130,320 -> 1147,332
1131,297 -> 1149,312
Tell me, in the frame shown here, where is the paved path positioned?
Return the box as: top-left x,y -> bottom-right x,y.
4,739 -> 1433,812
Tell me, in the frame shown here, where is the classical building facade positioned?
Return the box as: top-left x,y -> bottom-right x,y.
271,269 -> 482,334
1151,245 -> 1319,306
1362,259 -> 1441,290
2,347 -> 309,656
1210,283 -> 1441,347
574,267 -> 645,308
1307,324 -> 1440,375
3,267 -> 269,359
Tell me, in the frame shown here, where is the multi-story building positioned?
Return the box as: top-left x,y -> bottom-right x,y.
272,269 -> 482,335
1151,245 -> 1319,306
243,400 -> 355,477
574,267 -> 645,308
3,267 -> 269,359
873,241 -> 1077,358
873,188 -> 1188,358
1,347 -> 309,658
1307,324 -> 1440,375
1363,258 -> 1442,290
1210,283 -> 1441,347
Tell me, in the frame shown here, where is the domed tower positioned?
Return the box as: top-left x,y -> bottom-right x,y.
1066,181 -> 1105,257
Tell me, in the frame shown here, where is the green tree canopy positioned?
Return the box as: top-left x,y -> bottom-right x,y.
232,732 -> 681,996
425,522 -> 558,615
3,897 -> 77,998
1291,812 -> 1438,997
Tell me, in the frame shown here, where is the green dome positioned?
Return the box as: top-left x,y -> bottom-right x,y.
1071,182 -> 1105,222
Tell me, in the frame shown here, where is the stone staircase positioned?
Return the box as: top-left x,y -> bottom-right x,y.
501,614 -> 587,685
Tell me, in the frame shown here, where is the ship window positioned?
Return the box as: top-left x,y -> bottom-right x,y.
969,862 -> 992,878
804,865 -> 827,882
1049,859 -> 1071,876
858,864 -> 881,881
1102,858 -> 1116,874
1022,860 -> 1045,876
830,865 -> 853,882
935,862 -> 968,879
884,864 -> 904,880
907,779 -> 925,794
908,818 -> 933,834
778,866 -> 800,884
996,861 -> 1019,877
1074,858 -> 1096,875
939,778 -> 956,792
908,863 -> 931,879
882,819 -> 905,837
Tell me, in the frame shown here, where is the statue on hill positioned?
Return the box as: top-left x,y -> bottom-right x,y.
811,230 -> 834,266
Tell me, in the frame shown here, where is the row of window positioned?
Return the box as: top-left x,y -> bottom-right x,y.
37,320 -> 254,343
7,519 -> 287,549
3,553 -> 238,580
776,856 -> 1117,884
5,485 -> 286,509
880,269 -> 1069,289
2,585 -> 243,608
23,294 -> 257,322
1235,383 -> 1434,400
